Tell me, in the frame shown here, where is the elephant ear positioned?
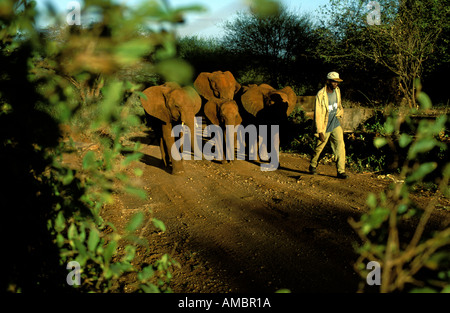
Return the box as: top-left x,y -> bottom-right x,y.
241,85 -> 264,117
140,86 -> 171,123
280,86 -> 298,116
204,100 -> 220,125
194,72 -> 215,101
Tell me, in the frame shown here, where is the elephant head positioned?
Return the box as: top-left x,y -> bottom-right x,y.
141,82 -> 201,131
240,84 -> 297,121
204,99 -> 242,127
194,71 -> 241,101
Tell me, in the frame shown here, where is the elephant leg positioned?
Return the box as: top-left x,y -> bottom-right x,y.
223,126 -> 231,163
162,123 -> 184,175
231,130 -> 238,162
258,132 -> 269,162
246,132 -> 259,162
270,127 -> 280,168
219,127 -> 227,164
159,136 -> 170,168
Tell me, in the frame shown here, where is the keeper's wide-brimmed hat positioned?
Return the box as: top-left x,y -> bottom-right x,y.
327,72 -> 343,82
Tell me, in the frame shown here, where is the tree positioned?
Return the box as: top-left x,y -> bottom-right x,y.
361,0 -> 446,107
221,5 -> 321,92
320,0 -> 449,107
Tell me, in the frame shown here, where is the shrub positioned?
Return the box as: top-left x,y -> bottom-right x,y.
350,83 -> 450,293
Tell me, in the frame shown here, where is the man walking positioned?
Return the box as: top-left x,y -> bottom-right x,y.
309,72 -> 348,179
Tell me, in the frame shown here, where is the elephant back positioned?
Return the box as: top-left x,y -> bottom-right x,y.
240,83 -> 297,118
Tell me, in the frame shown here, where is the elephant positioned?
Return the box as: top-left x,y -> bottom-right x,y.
239,83 -> 297,164
194,71 -> 242,162
203,98 -> 243,162
140,82 -> 201,175
194,70 -> 241,102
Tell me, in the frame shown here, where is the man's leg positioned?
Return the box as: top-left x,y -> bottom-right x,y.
329,126 -> 346,175
310,132 -> 331,170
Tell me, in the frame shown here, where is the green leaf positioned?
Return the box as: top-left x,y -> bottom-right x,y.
115,39 -> 154,65
125,185 -> 147,200
374,137 -> 387,148
110,263 -> 133,278
126,114 -> 141,127
123,245 -> 136,263
399,133 -> 412,148
397,204 -> 408,214
104,241 -> 117,265
87,228 -> 100,252
56,233 -> 65,247
361,206 -> 390,235
82,150 -> 96,170
138,265 -> 155,281
140,283 -> 160,293
136,91 -> 147,101
250,0 -> 280,17
408,139 -> 437,159
406,162 -> 437,184
97,80 -> 124,124
134,168 -> 143,177
126,211 -> 144,232
73,239 -> 88,265
62,169 -> 74,185
433,115 -> 447,135
152,218 -> 166,232
156,58 -> 194,86
417,92 -> 432,110
443,163 -> 450,178
366,193 -> 378,209
68,223 -> 78,240
121,152 -> 143,166
55,211 -> 66,233
384,117 -> 395,134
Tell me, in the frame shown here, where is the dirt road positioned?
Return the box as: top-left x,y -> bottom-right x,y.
100,129 -> 450,293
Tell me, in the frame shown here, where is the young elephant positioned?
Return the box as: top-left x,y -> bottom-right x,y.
194,71 -> 242,162
239,83 -> 297,163
203,98 -> 242,162
140,82 -> 201,175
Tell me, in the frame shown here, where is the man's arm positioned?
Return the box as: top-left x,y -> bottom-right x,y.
314,92 -> 326,141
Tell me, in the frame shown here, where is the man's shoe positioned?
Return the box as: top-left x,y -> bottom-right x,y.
337,172 -> 349,179
309,165 -> 317,175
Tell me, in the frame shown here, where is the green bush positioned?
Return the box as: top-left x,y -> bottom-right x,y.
0,0 -> 197,293
351,84 -> 450,293
282,107 -> 315,156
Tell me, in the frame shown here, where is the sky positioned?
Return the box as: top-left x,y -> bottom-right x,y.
35,0 -> 330,37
